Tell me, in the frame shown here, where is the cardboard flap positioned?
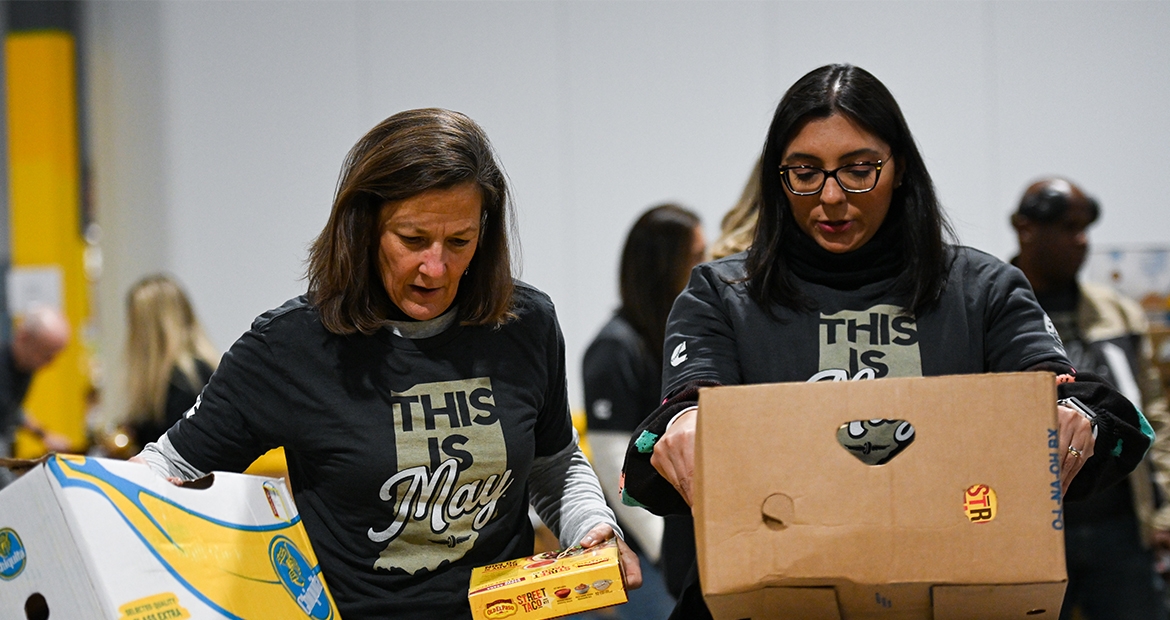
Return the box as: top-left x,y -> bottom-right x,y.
0,454 -> 51,475
932,582 -> 1067,619
705,586 -> 841,620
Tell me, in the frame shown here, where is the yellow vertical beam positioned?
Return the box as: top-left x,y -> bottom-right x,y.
6,31 -> 89,455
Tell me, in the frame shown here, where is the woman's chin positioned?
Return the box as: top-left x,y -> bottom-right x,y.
815,237 -> 864,254
400,299 -> 453,321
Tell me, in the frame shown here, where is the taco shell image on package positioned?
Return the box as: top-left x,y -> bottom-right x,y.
0,455 -> 339,619
693,373 -> 1067,620
468,537 -> 627,619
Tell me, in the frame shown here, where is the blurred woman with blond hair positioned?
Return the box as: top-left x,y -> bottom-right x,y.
123,274 -> 218,448
708,158 -> 761,261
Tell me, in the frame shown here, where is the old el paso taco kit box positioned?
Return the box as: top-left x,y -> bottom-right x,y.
0,454 -> 339,620
693,373 -> 1068,620
468,537 -> 627,619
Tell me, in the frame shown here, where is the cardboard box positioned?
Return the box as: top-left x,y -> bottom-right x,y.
468,538 -> 627,619
693,373 -> 1067,620
0,455 -> 340,619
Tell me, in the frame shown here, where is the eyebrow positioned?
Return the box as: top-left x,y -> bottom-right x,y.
783,148 -> 884,164
391,221 -> 479,237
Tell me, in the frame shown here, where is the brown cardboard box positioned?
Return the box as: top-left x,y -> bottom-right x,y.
693,373 -> 1067,619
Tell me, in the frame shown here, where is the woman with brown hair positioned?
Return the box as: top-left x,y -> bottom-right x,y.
136,108 -> 640,618
122,274 -> 219,448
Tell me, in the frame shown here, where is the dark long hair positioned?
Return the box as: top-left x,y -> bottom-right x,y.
307,108 -> 516,334
748,64 -> 954,315
617,203 -> 702,367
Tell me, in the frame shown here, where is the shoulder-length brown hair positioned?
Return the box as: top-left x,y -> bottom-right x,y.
307,108 -> 516,335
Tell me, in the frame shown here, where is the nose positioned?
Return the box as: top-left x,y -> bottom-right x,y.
820,174 -> 847,205
418,244 -> 447,279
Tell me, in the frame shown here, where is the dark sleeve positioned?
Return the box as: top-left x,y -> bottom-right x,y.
164,329 -> 284,473
620,379 -> 721,516
163,368 -> 205,429
582,333 -> 655,433
660,266 -> 743,397
1026,360 -> 1156,502
983,260 -> 1071,372
620,267 -> 743,516
533,300 -> 574,458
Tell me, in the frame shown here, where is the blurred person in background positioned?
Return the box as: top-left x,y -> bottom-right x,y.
121,274 -> 219,449
582,203 -> 705,616
133,108 -> 639,619
0,306 -> 74,487
621,64 -> 1153,620
1012,178 -> 1170,619
708,159 -> 761,261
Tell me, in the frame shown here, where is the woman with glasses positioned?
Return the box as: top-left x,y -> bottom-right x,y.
620,64 -> 1152,620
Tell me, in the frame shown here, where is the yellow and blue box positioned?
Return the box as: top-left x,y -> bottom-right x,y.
0,455 -> 339,619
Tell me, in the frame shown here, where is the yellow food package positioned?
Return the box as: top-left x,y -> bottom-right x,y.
468,538 -> 627,619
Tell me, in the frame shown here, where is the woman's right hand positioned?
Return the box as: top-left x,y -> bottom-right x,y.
129,454 -> 184,485
649,406 -> 698,506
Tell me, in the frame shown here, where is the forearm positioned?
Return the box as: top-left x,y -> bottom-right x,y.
621,379 -> 719,516
529,429 -> 621,547
136,433 -> 207,481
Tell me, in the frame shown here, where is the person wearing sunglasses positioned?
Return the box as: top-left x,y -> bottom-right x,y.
620,64 -> 1153,620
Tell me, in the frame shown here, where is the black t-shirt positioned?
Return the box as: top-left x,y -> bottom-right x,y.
583,314 -> 661,433
662,246 -> 1069,393
165,284 -> 574,619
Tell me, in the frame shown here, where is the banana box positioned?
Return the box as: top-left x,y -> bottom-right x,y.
468,538 -> 627,619
0,455 -> 339,620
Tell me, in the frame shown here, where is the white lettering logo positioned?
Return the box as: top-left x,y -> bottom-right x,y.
670,342 -> 688,367
367,459 -> 514,544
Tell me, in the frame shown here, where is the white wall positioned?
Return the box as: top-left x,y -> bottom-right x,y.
85,0 -> 1170,414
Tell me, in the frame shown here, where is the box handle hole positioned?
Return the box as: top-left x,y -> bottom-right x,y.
837,419 -> 914,465
761,493 -> 794,530
25,593 -> 48,620
1025,610 -> 1047,616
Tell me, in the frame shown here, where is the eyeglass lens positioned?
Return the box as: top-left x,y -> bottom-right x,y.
786,164 -> 879,194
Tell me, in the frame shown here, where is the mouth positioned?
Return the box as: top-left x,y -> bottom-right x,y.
409,284 -> 444,298
817,220 -> 853,234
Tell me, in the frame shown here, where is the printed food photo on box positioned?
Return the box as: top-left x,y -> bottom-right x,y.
468,537 -> 627,620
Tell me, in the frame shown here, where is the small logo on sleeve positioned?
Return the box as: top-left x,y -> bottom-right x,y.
669,342 -> 688,367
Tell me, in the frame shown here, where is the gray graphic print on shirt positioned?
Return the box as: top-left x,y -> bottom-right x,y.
815,304 -> 922,380
368,377 -> 513,574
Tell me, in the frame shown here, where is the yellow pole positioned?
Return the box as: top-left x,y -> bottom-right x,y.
5,31 -> 89,455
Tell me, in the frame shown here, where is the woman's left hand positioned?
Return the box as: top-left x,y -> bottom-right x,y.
579,523 -> 642,590
1057,402 -> 1096,494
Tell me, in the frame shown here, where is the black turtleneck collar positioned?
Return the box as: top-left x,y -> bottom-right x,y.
784,211 -> 906,290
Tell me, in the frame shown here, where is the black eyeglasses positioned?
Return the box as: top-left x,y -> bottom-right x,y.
778,159 -> 888,196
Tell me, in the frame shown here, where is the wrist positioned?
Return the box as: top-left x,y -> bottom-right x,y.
664,406 -> 698,432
